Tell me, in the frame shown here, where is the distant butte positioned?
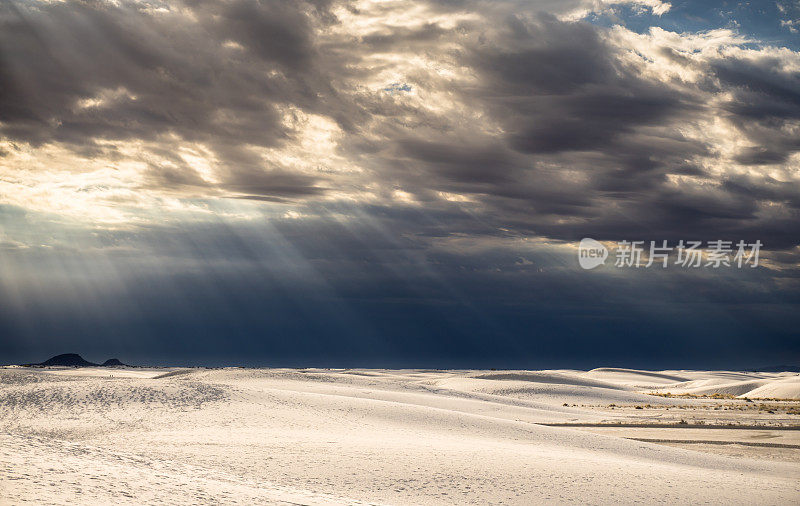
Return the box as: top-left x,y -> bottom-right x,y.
22,354 -> 130,367
34,353 -> 97,367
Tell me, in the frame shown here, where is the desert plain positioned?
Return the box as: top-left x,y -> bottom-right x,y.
1,366 -> 799,504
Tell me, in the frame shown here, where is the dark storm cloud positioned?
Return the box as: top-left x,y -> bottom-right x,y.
354,11 -> 797,255
359,22 -> 452,51
722,175 -> 800,210
223,169 -> 327,199
0,0 -> 349,198
734,147 -> 790,166
194,0 -> 319,70
2,0 -> 800,366
329,11 -> 725,246
2,0 -> 797,241
394,139 -> 518,184
709,56 -> 800,167
712,58 -> 800,118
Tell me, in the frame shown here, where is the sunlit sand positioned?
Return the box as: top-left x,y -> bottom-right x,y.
2,367 -> 798,504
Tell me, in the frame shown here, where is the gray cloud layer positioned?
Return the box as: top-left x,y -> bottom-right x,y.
2,1 -> 798,246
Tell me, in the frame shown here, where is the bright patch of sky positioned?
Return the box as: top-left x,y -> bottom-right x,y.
587,1 -> 800,49
383,82 -> 413,94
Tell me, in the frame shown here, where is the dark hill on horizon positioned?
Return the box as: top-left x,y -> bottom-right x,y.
35,353 -> 97,367
22,354 -> 132,367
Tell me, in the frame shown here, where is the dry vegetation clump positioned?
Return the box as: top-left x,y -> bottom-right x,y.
648,392 -> 737,400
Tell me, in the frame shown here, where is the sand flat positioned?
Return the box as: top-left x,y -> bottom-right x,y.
1,367 -> 798,504
37,367 -> 178,379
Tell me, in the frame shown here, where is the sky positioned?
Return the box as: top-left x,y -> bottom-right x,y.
1,0 -> 799,368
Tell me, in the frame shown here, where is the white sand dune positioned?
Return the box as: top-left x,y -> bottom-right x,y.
434,376 -> 691,406
674,379 -> 771,397
642,373 -> 800,400
745,376 -> 800,400
576,368 -> 800,400
1,367 -> 798,504
585,367 -> 692,386
471,371 -> 627,389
